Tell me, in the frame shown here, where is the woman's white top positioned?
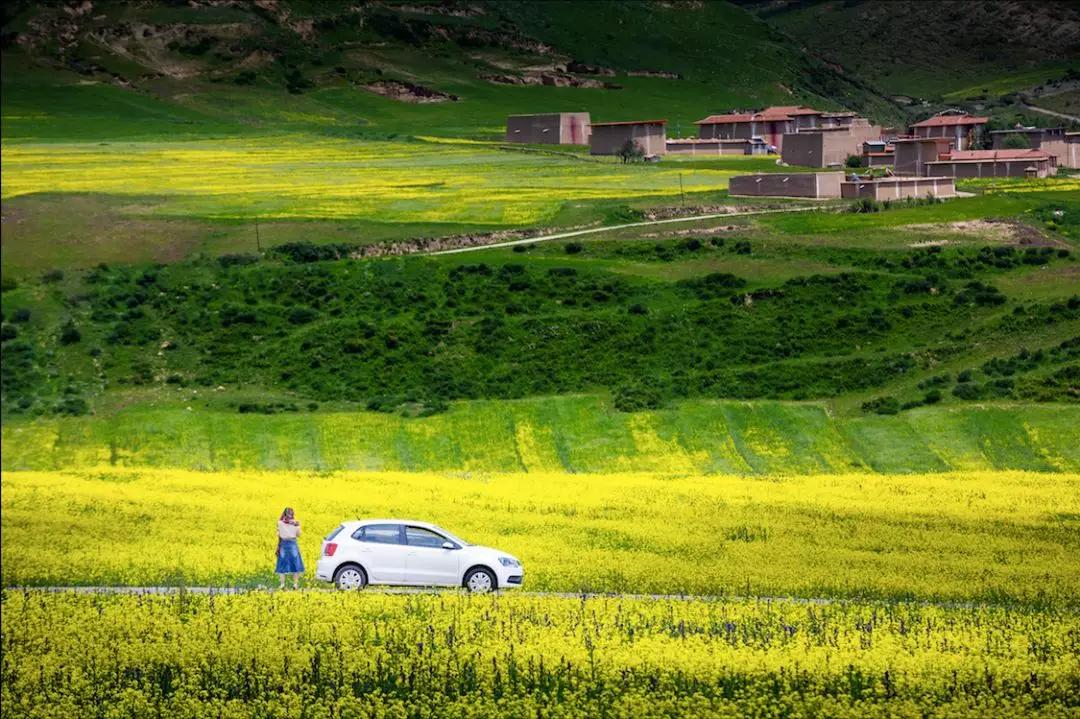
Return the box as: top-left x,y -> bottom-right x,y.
277,520 -> 301,540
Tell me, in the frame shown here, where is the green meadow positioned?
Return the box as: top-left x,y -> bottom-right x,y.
4,398 -> 1078,475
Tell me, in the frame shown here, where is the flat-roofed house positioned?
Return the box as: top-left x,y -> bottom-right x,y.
589,119 -> 667,156
923,149 -> 1055,178
841,176 -> 956,201
892,137 -> 954,175
780,119 -> 882,168
1068,133 -> 1080,169
506,112 -> 591,145
990,127 -> 1071,168
665,138 -> 752,156
729,172 -> 844,199
909,113 -> 988,151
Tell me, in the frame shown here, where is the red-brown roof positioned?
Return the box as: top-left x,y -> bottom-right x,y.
694,113 -> 754,124
911,114 -> 989,128
695,105 -> 823,125
936,149 -> 1052,161
591,119 -> 667,127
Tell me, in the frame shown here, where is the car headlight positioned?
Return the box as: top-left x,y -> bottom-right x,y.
498,557 -> 520,568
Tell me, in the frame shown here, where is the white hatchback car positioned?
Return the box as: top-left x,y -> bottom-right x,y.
314,519 -> 524,592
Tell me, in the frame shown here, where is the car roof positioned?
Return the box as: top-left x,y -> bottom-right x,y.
341,519 -> 443,530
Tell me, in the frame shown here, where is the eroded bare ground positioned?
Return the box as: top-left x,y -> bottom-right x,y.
903,219 -> 1066,248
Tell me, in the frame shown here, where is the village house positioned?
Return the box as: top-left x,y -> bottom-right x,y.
989,126 -> 1072,168
589,119 -> 667,156
923,149 -> 1056,178
694,106 -> 820,152
862,139 -> 894,167
892,137 -> 954,175
665,137 -> 770,156
780,118 -> 882,168
909,112 -> 988,151
694,105 -> 878,156
841,176 -> 956,201
729,172 -> 844,199
1068,133 -> 1080,169
506,112 -> 591,145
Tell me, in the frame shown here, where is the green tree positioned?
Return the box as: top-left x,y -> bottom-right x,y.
617,139 -> 645,164
1001,133 -> 1031,149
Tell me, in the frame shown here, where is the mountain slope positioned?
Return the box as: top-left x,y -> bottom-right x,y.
1,0 -> 902,141
740,0 -> 1080,102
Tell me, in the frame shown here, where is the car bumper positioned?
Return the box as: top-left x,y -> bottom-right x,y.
496,565 -> 524,590
315,557 -> 334,582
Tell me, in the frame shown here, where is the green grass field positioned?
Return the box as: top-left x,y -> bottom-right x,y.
4,398 -> 1078,475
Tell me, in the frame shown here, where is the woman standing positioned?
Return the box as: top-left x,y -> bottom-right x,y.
276,507 -> 304,589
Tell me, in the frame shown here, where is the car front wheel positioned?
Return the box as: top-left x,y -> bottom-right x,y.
464,567 -> 496,593
333,565 -> 367,590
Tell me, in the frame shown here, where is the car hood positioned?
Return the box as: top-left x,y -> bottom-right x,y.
464,545 -> 518,562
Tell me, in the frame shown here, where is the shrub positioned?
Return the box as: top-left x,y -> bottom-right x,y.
0,277 -> 16,292
861,396 -> 899,415
287,307 -> 318,325
952,382 -> 984,400
613,382 -> 663,412
218,253 -> 260,268
41,269 -> 64,283
1,324 -> 17,342
849,198 -> 882,214
923,389 -> 942,404
565,242 -> 584,255
845,154 -> 864,168
53,396 -> 89,416
11,308 -> 31,323
59,320 -> 81,345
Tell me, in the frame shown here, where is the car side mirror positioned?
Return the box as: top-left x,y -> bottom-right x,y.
441,542 -> 457,550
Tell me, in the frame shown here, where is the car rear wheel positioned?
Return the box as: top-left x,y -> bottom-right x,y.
464,567 -> 496,593
334,565 -> 367,590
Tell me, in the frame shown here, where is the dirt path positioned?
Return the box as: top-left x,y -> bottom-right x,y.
1022,104 -> 1080,123
427,205 -> 825,256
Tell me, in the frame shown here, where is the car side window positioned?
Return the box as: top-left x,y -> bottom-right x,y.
352,524 -> 403,544
406,526 -> 453,549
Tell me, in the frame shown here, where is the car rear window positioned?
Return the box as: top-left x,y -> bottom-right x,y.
352,524 -> 403,544
324,525 -> 344,541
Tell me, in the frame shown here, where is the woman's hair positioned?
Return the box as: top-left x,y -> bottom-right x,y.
280,507 -> 295,521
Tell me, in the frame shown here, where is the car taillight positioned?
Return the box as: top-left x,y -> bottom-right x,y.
324,543 -> 337,557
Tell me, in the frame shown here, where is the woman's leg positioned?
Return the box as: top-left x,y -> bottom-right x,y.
293,572 -> 301,589
278,573 -> 286,589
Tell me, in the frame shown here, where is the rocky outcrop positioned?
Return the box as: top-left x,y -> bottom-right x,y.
364,80 -> 458,103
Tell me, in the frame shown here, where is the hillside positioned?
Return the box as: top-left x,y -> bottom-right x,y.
741,0 -> 1080,106
1,1 -> 1078,444
1,0 -> 901,141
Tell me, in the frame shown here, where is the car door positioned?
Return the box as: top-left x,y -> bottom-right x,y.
403,526 -> 461,586
351,523 -> 406,584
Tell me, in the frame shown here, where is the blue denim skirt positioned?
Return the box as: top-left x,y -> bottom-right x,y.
275,539 -> 305,574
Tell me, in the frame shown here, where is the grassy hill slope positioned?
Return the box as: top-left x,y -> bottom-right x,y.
740,0 -> 1080,102
3,397 -> 1078,475
1,0 -> 901,142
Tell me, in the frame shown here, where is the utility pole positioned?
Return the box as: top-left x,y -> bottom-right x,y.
254,217 -> 262,252
679,173 -> 685,207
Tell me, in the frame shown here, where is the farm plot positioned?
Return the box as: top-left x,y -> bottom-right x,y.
0,136 -> 738,226
2,468 -> 1078,604
3,591 -> 1078,719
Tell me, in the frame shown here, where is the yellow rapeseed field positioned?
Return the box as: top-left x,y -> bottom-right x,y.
2,468 -> 1078,603
0,137 -> 737,225
2,591 -> 1078,718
